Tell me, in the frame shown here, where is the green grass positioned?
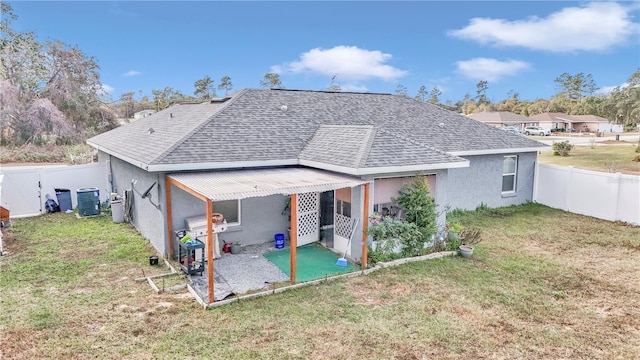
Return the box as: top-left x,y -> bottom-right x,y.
1,205 -> 639,359
538,143 -> 640,175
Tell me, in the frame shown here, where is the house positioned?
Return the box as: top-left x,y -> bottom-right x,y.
529,113 -> 622,133
467,111 -> 533,131
88,88 -> 546,303
133,109 -> 156,119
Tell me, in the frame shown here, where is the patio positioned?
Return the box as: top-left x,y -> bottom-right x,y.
188,234 -> 359,302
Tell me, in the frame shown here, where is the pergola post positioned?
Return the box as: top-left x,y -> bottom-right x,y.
290,194 -> 297,284
206,199 -> 214,304
361,183 -> 369,269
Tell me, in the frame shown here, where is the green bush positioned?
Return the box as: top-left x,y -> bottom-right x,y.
552,141 -> 574,156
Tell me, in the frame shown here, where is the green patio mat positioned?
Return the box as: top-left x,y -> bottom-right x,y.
263,242 -> 359,283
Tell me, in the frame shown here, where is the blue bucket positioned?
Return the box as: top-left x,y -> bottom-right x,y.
274,233 -> 285,249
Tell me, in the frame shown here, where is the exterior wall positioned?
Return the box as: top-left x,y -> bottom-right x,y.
169,191 -> 290,255
365,169 -> 448,239
348,185 -> 365,260
445,152 -> 537,211
102,153 -> 168,255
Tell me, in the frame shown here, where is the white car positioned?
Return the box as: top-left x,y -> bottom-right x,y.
501,126 -> 524,136
524,126 -> 551,136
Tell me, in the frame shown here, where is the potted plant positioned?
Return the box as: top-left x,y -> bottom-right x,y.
457,228 -> 482,258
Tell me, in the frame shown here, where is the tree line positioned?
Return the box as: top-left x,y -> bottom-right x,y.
1,3 -> 638,148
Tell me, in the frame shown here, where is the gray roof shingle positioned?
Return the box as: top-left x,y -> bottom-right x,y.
88,88 -> 545,172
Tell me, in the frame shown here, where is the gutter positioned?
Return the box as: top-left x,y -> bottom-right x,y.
449,147 -> 548,156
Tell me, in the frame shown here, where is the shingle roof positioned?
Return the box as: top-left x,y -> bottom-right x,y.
88,88 -> 545,173
467,111 -> 531,124
529,112 -> 610,123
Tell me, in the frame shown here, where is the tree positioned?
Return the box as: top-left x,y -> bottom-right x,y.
152,87 -> 186,111
260,73 -> 283,89
475,80 -> 489,105
496,90 -> 519,112
194,75 -> 215,99
119,92 -> 135,118
554,72 -> 598,101
327,74 -> 341,92
601,68 -> 640,128
393,84 -> 407,97
415,85 -> 427,101
0,80 -> 71,145
1,5 -> 116,145
218,75 -> 233,95
392,174 -> 438,250
428,86 -> 441,105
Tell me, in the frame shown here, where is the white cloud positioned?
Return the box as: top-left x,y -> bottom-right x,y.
122,70 -> 141,77
275,46 -> 407,82
455,58 -> 530,82
101,84 -> 114,94
340,83 -> 369,92
597,82 -> 630,94
448,2 -> 639,52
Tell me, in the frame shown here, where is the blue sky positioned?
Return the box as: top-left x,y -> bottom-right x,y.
9,1 -> 640,103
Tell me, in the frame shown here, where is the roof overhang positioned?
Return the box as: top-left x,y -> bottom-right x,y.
299,159 -> 469,176
167,167 -> 367,201
449,147 -> 548,156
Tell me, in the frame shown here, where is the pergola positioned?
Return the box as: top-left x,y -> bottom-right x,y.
164,167 -> 370,304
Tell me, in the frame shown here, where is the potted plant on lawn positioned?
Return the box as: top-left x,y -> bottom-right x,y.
457,228 -> 482,258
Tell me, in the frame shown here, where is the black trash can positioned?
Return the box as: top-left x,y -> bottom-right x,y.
54,188 -> 72,212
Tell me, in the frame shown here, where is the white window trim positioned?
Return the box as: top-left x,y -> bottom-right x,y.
214,199 -> 241,226
502,155 -> 518,195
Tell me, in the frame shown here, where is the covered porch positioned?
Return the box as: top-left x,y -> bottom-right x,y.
164,167 -> 370,305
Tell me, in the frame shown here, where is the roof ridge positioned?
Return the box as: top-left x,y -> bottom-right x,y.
151,89 -> 248,164
377,127 -> 464,159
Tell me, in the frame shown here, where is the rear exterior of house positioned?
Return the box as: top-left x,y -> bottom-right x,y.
89,89 -> 547,260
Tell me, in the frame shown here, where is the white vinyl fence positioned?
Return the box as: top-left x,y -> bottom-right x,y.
0,162 -> 109,218
533,163 -> 640,226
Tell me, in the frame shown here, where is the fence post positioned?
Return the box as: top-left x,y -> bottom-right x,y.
614,172 -> 622,222
532,161 -> 539,203
564,166 -> 573,212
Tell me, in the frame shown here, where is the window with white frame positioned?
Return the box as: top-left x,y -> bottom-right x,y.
502,156 -> 518,193
212,200 -> 240,225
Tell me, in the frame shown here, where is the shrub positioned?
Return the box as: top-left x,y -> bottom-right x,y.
392,175 -> 438,243
552,141 -> 574,156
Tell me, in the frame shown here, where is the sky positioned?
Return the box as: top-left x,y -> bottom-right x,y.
8,1 -> 640,103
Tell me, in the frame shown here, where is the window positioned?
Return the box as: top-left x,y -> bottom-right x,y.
336,200 -> 351,217
212,200 -> 240,225
502,156 -> 517,193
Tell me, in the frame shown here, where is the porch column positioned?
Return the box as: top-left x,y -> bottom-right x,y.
206,199 -> 215,304
361,183 -> 369,269
290,194 -> 297,284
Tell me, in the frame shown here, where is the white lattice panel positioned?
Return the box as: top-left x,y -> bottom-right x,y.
335,213 -> 352,239
296,192 -> 319,246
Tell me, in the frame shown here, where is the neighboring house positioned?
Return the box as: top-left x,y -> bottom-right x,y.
88,89 -> 546,302
134,109 -> 156,119
467,111 -> 533,131
529,113 -> 622,133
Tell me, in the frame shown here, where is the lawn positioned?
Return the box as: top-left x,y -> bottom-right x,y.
1,204 -> 639,359
538,143 -> 640,175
